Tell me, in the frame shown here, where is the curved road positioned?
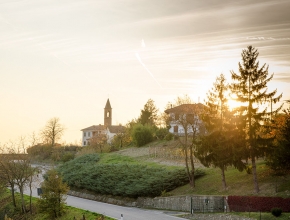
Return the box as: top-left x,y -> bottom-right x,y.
24,165 -> 187,220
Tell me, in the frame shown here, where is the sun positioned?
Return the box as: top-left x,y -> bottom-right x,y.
227,97 -> 241,111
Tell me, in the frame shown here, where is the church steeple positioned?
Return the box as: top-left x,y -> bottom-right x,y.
104,99 -> 112,127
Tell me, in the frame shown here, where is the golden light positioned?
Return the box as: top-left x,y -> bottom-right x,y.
227,96 -> 241,111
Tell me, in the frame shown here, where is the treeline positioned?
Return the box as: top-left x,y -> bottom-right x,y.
179,45 -> 289,193
27,144 -> 81,162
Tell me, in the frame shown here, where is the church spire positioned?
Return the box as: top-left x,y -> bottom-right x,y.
104,99 -> 112,126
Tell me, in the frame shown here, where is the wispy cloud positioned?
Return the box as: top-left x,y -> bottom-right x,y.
135,52 -> 163,89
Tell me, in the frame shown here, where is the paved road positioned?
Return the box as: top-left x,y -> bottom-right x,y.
24,165 -> 186,220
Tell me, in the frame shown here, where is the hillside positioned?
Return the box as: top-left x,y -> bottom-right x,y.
114,140 -> 290,198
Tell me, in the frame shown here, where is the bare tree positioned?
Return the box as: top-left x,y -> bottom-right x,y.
41,117 -> 65,147
165,95 -> 205,187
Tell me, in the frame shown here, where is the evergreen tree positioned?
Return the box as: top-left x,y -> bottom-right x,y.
138,99 -> 159,127
198,74 -> 245,190
38,169 -> 69,218
230,45 -> 282,193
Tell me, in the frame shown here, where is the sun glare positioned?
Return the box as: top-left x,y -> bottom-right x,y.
227,98 -> 241,111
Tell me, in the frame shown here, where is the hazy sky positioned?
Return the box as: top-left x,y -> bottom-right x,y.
1,0 -> 290,145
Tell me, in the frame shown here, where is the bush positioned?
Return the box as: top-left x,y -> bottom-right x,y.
58,154 -> 191,198
228,196 -> 290,212
164,133 -> 174,141
155,128 -> 169,140
131,124 -> 154,147
245,165 -> 252,174
271,207 -> 282,217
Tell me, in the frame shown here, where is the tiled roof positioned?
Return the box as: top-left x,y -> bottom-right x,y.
164,103 -> 205,114
81,125 -> 106,131
81,124 -> 126,134
107,125 -> 126,133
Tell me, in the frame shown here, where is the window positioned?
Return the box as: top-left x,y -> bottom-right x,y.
88,132 -> 90,137
107,111 -> 110,117
174,126 -> 178,133
84,132 -> 86,137
83,141 -> 86,145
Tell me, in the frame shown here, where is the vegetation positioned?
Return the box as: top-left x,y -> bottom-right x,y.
27,144 -> 80,162
138,99 -> 159,127
0,189 -> 113,220
198,73 -> 246,190
165,94 -> 206,188
40,117 -> 65,147
266,107 -> 290,173
230,45 -> 282,193
271,207 -> 283,217
58,153 -> 205,198
131,123 -> 154,147
0,149 -> 38,214
37,169 -> 69,218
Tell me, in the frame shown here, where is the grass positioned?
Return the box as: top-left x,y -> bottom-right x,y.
169,160 -> 290,197
0,189 -> 114,220
98,152 -> 183,170
234,211 -> 290,219
178,212 -> 290,220
114,140 -> 290,198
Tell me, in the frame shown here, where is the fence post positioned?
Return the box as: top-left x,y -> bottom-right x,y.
190,197 -> 193,214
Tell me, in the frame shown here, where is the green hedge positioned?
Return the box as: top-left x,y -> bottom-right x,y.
58,154 -> 198,198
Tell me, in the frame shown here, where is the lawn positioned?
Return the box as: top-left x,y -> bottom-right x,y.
0,189 -> 114,220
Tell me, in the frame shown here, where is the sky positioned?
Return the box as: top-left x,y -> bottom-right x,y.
1,0 -> 290,146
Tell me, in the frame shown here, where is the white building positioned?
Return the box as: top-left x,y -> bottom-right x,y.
164,103 -> 205,136
81,99 -> 125,146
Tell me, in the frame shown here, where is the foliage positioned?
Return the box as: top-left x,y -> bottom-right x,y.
37,169 -> 69,219
266,108 -> 290,173
0,153 -> 37,213
41,117 -> 65,147
131,123 -> 154,147
164,133 -> 174,141
228,196 -> 290,212
58,154 -> 197,198
271,207 -> 282,217
88,134 -> 108,153
27,144 -> 80,162
198,73 -> 246,190
154,127 -> 170,140
138,99 -> 159,127
166,95 -> 206,188
110,129 -> 132,150
230,45 -> 282,193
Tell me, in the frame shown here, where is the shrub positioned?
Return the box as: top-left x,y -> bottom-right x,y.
228,196 -> 290,212
164,133 -> 174,141
245,165 -> 252,174
131,124 -> 154,147
155,128 -> 169,140
271,207 -> 282,217
58,154 -> 191,198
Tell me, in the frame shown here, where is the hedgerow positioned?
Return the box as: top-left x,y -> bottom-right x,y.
228,195 -> 290,212
58,154 -> 204,197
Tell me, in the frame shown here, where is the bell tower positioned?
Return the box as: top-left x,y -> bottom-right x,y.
104,99 -> 112,127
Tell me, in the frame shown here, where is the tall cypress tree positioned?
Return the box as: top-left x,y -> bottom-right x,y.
230,45 -> 282,193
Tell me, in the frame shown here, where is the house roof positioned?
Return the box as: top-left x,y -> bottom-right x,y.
105,99 -> 112,109
164,103 -> 205,114
107,125 -> 126,133
81,124 -> 126,133
81,125 -> 106,131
